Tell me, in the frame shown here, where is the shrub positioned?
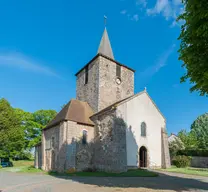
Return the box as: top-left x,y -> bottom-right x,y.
172,155 -> 191,168
83,167 -> 97,172
0,165 -> 2,169
177,150 -> 208,157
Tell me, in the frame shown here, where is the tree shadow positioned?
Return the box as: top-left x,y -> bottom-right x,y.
49,172 -> 208,192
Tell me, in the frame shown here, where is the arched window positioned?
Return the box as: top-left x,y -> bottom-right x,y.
82,130 -> 87,144
141,122 -> 146,137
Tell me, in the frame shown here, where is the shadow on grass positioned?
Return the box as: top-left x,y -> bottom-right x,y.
48,171 -> 208,191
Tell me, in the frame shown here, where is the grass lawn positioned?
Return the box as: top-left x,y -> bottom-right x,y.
160,166 -> 208,177
0,160 -> 45,174
49,169 -> 158,177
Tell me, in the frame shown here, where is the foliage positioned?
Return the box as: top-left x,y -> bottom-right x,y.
178,0 -> 208,96
0,98 -> 25,158
169,138 -> 185,159
0,98 -> 56,159
172,155 -> 191,168
177,149 -> 208,157
177,129 -> 198,149
191,113 -> 208,149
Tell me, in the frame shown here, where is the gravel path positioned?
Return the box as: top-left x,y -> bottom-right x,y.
0,170 -> 207,192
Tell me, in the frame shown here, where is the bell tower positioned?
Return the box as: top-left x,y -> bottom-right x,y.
76,22 -> 135,113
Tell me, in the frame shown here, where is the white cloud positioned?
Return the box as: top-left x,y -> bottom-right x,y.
131,14 -> 139,22
0,52 -> 59,77
146,0 -> 183,24
136,0 -> 147,7
120,10 -> 127,14
140,44 -> 175,77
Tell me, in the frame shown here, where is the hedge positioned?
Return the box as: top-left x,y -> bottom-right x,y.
177,150 -> 208,157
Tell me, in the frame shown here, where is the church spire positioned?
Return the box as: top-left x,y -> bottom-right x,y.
97,16 -> 114,60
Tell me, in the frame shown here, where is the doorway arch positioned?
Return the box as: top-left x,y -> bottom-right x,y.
139,146 -> 147,168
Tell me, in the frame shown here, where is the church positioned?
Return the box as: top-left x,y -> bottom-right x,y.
35,26 -> 171,173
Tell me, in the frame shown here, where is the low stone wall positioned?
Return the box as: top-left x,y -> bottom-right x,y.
191,156 -> 208,168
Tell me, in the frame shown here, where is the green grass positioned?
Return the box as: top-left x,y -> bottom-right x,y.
160,166 -> 208,177
0,160 -> 44,174
49,169 -> 158,177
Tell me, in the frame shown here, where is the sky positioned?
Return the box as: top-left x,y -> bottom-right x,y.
0,0 -> 207,135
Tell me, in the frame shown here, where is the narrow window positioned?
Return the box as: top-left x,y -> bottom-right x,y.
51,137 -> 55,148
82,130 -> 87,144
141,122 -> 146,137
85,65 -> 89,84
116,64 -> 121,78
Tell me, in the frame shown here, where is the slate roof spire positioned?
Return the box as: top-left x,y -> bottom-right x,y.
97,16 -> 114,59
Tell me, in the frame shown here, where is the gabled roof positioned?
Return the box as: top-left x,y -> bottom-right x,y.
91,90 -> 166,121
97,27 -> 114,59
44,99 -> 94,130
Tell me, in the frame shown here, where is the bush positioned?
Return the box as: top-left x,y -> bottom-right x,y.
172,156 -> 191,168
0,165 -> 2,169
82,167 -> 97,172
177,150 -> 208,157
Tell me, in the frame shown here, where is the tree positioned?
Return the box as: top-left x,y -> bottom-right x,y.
178,129 -> 198,149
169,138 -> 185,159
191,113 -> 208,149
0,99 -> 25,158
178,0 -> 208,96
15,109 -> 57,149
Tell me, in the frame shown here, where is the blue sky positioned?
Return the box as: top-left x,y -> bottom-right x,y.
0,0 -> 207,135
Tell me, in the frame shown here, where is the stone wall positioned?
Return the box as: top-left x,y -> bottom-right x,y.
76,55 -> 134,113
161,128 -> 171,168
191,156 -> 208,168
42,124 -> 60,171
65,121 -> 95,172
34,144 -> 42,169
91,109 -> 127,173
98,56 -> 134,111
76,57 -> 99,112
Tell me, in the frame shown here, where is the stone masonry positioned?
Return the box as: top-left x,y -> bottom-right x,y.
91,108 -> 127,173
161,127 -> 171,168
76,55 -> 134,113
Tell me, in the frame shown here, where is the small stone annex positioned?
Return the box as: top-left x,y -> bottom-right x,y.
35,26 -> 171,173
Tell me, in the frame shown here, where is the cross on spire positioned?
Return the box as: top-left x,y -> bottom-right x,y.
104,15 -> 107,26
97,16 -> 114,59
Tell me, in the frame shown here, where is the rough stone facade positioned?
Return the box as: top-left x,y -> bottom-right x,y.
191,156 -> 208,168
76,57 -> 99,113
161,128 -> 171,168
41,121 -> 94,172
76,55 -> 134,113
98,56 -> 134,111
91,109 -> 127,173
34,144 -> 42,169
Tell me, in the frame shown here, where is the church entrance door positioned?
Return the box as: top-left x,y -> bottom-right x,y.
139,146 -> 147,168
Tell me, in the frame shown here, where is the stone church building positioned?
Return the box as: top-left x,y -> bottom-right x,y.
35,27 -> 171,172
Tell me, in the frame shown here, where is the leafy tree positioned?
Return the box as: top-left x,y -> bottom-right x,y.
178,129 -> 198,149
178,0 -> 208,96
0,99 -> 24,158
15,109 -> 57,149
191,113 -> 208,149
169,138 -> 185,159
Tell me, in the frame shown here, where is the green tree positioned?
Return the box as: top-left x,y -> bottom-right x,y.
178,0 -> 208,96
178,129 -> 198,149
0,99 -> 25,158
191,113 -> 208,149
169,138 -> 185,159
15,109 -> 57,149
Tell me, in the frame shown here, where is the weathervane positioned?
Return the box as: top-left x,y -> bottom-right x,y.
104,15 -> 107,26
